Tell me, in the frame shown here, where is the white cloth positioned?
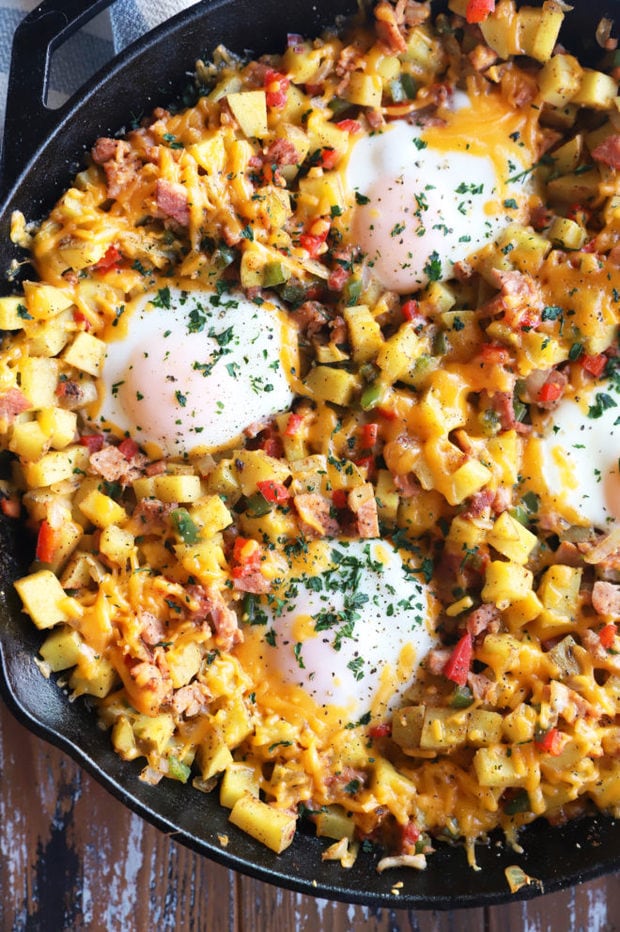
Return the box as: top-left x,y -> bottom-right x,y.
0,0 -> 197,158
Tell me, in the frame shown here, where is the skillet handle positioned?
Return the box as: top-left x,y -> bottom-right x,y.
2,0 -> 116,196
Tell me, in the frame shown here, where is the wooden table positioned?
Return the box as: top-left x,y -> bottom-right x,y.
1,699 -> 617,931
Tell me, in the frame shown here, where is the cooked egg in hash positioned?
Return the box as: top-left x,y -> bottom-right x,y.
5,0 -> 620,877
94,285 -> 298,456
243,539 -> 436,716
346,90 -> 537,293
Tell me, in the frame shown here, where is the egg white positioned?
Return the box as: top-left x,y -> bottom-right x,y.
345,92 -> 534,293
256,538 -> 436,715
537,384 -> 620,529
92,285 -> 297,456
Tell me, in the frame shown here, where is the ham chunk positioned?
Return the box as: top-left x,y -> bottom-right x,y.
294,492 -> 340,538
156,179 -> 190,226
592,580 -> 620,617
0,388 -> 30,424
348,483 -> 380,539
592,134 -> 620,170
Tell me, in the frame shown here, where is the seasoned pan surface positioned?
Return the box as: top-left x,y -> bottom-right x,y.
1,0 -> 620,908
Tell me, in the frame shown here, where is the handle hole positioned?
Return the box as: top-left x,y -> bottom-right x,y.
45,9 -> 115,109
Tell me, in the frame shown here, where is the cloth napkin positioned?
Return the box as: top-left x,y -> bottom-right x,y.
0,0 -> 198,159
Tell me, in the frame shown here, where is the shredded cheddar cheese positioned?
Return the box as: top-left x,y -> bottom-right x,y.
2,0 -> 620,872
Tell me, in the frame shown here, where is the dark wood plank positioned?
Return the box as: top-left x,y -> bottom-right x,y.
2,697 -> 618,931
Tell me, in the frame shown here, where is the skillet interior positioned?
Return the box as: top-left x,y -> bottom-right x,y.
1,0 -> 620,908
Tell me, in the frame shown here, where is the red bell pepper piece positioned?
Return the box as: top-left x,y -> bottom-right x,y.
36,519 -> 58,563
318,147 -> 339,170
599,623 -> 617,649
538,381 -> 563,403
368,722 -> 392,738
336,119 -> 362,134
580,353 -> 607,378
264,69 -> 289,108
94,244 -> 122,271
80,433 -> 105,452
443,631 -> 473,687
118,437 -> 139,459
257,480 -> 290,504
535,727 -> 563,755
465,0 -> 495,24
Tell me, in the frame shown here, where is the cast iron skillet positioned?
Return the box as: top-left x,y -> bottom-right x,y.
1,0 -> 619,909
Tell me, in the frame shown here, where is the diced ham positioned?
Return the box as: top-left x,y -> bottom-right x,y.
156,178 -> 190,226
487,268 -> 544,323
592,580 -> 620,617
592,134 -> 620,170
466,603 -> 501,638
233,567 -> 271,594
485,391 -> 530,433
425,647 -> 452,676
139,611 -> 166,647
293,300 -> 330,338
172,683 -> 211,717
467,671 -> 497,702
129,660 -> 172,708
89,445 -> 146,486
132,498 -> 177,534
399,0 -> 431,27
264,138 -> 299,167
462,488 -> 495,519
375,1 -> 407,53
0,388 -> 29,423
185,583 -> 241,650
553,541 -> 586,568
294,492 -> 340,538
55,379 -> 98,410
392,473 -> 420,498
91,137 -> 140,198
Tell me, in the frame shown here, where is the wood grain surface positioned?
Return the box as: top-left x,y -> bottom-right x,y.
1,700 -> 617,932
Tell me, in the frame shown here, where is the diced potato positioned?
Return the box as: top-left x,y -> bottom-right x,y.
22,444 -> 89,491
518,3 -> 564,63
482,560 -> 534,609
345,72 -> 383,108
537,54 -> 582,106
22,314 -> 71,357
62,331 -> 107,376
229,795 -> 297,853
374,469 -> 399,525
573,69 -> 618,110
37,407 -> 77,450
196,730 -> 234,781
480,0 -> 521,60
376,324 -> 422,383
111,717 -> 139,761
39,624 -> 83,671
504,590 -> 543,629
391,705 -> 425,753
18,357 -> 59,409
227,90 -> 268,138
215,696 -> 254,748
536,564 -> 582,631
414,370 -> 470,438
99,525 -> 135,563
69,652 -> 117,698
9,420 -> 49,461
15,569 -> 77,629
467,710 -> 504,747
79,488 -> 127,528
344,305 -> 384,364
314,805 -> 355,842
547,216 -> 586,250
397,488 -> 445,537
502,702 -> 537,743
166,640 -> 202,689
420,707 -> 470,750
495,224 -> 551,274
131,477 -> 157,500
153,473 -> 202,503
0,295 -> 27,330
232,449 -> 291,497
303,365 -> 359,406
220,762 -> 260,809
440,458 -> 493,507
473,744 -> 536,788
189,495 -> 233,536
488,511 -> 537,564
132,712 -> 176,754
22,281 -> 73,320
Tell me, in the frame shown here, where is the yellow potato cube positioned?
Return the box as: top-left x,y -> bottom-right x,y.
153,473 -> 203,503
14,569 -> 75,629
196,730 -> 234,781
132,476 -> 157,500
518,5 -> 564,62
229,795 -> 296,853
18,357 -> 59,409
132,713 -> 176,753
69,653 -> 117,698
190,495 -> 233,536
537,54 -> 582,106
344,305 -> 384,364
467,710 -> 504,747
345,72 -> 383,108
227,90 -> 268,138
99,525 -> 135,563
440,458 -> 493,507
0,295 -> 27,330
220,762 -> 260,809
9,420 -> 49,461
376,324 -> 422,383
79,488 -> 127,528
420,707 -> 470,751
22,281 -> 74,320
573,69 -> 618,109
548,216 -> 586,250
314,806 -> 356,842
39,625 -> 83,671
22,314 -> 71,358
22,445 -> 90,488
62,331 -> 107,376
504,589 -> 543,629
391,705 -> 425,753
502,702 -> 537,743
482,560 -> 534,610
232,449 -> 291,497
166,640 -> 202,689
473,744 -> 536,788
37,407 -> 77,450
536,564 -> 582,632
488,511 -> 537,564
303,365 -> 359,406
